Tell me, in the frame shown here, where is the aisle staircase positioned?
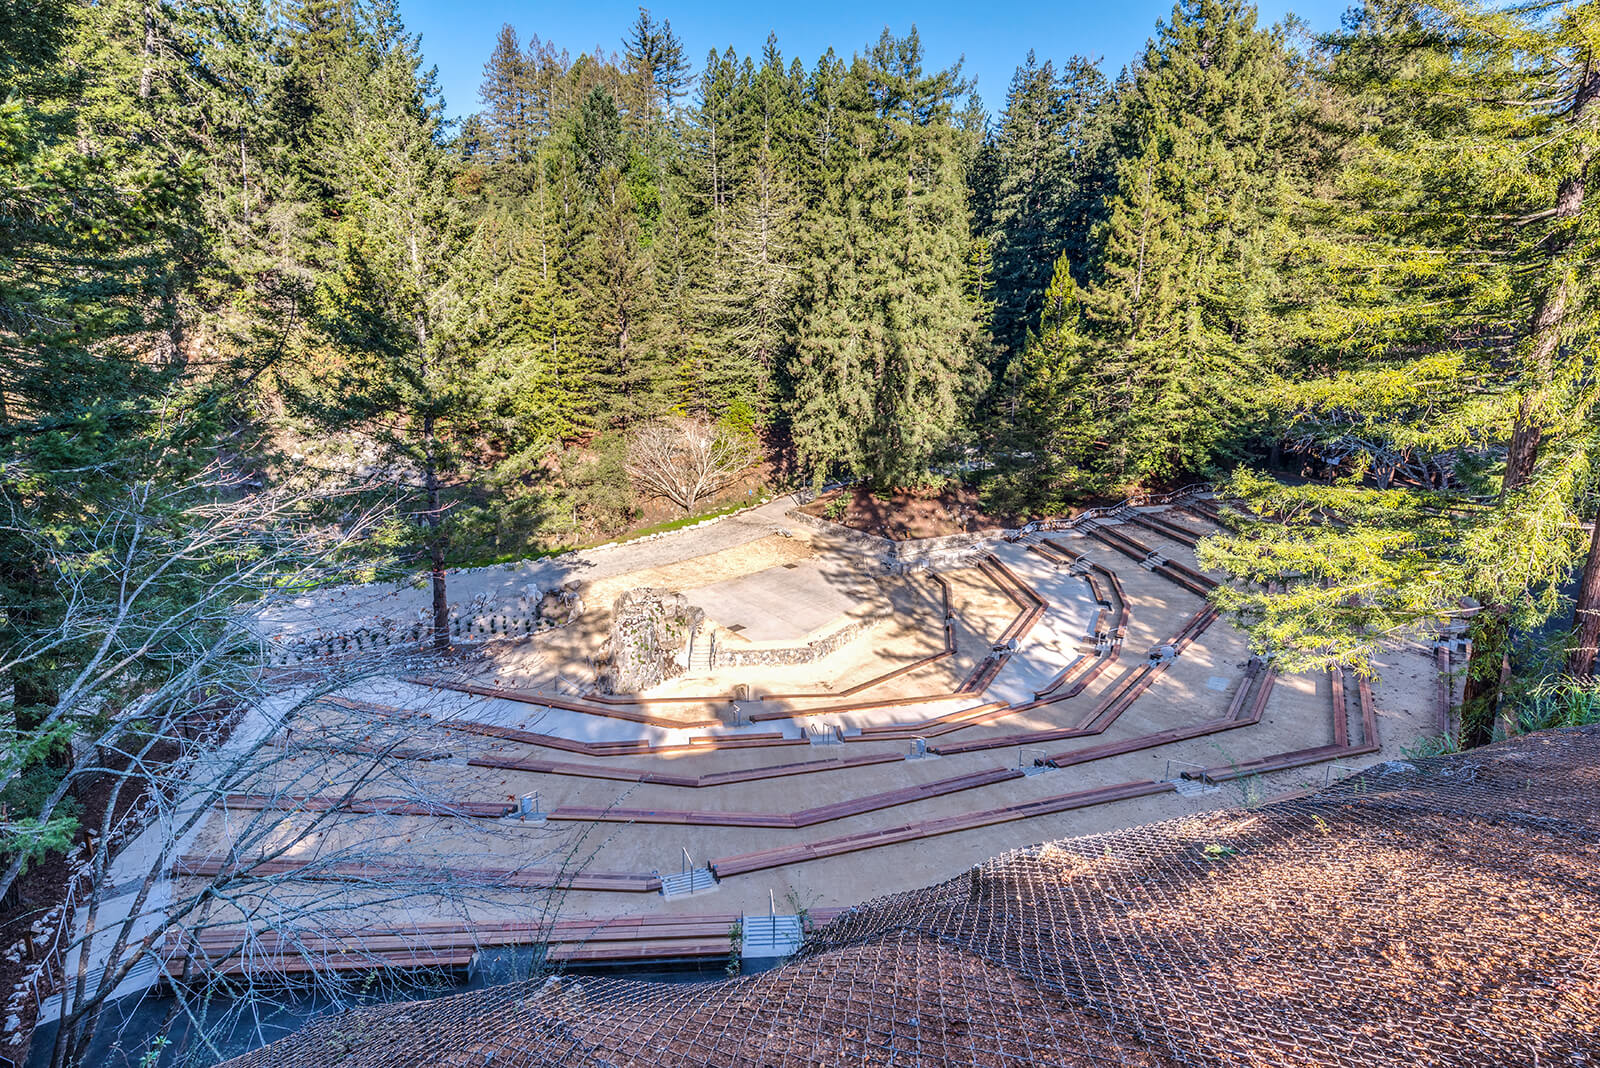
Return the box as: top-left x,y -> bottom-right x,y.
688,634 -> 714,673
741,913 -> 804,960
660,866 -> 718,898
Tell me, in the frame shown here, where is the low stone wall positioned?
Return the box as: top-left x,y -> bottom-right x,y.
784,509 -> 895,557
716,612 -> 891,668
267,610 -> 557,665
891,529 -> 1004,569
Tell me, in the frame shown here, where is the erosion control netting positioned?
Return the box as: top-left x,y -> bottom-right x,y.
225,726 -> 1600,1068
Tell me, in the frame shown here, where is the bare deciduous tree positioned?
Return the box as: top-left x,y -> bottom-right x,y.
32,679 -> 591,1068
624,416 -> 757,514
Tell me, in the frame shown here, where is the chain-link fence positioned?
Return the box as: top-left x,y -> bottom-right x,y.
224,725 -> 1600,1068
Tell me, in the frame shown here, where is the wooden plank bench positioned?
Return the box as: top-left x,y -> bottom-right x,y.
1185,667 -> 1380,784
545,767 -> 1027,830
220,794 -> 514,819
171,856 -> 663,893
1121,509 -> 1204,547
708,779 -> 1175,878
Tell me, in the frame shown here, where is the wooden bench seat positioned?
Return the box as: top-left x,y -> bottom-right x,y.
708,779 -> 1174,879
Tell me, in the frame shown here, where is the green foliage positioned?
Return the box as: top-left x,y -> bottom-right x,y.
1005,0 -> 1313,498
557,432 -> 637,540
0,760 -> 82,868
1512,678 -> 1600,734
982,51 -> 1110,365
788,32 -> 988,488
1198,0 -> 1600,742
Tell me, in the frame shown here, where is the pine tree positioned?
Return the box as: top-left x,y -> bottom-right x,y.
567,84 -> 658,423
706,36 -> 804,417
0,0 -> 255,868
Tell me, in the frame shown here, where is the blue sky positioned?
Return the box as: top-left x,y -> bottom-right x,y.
404,0 -> 1356,120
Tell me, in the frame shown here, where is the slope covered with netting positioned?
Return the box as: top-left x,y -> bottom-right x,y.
224,725 -> 1600,1068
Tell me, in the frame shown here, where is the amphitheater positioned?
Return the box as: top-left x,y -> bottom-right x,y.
165,488 -> 1457,987
225,724 -> 1600,1067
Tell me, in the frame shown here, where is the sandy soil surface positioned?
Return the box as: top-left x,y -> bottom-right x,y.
800,485 -> 1014,539
258,496 -> 812,643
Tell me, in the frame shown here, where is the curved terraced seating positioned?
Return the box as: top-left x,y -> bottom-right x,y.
182,487 -> 1446,970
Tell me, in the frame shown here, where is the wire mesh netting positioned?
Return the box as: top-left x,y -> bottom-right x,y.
224,725 -> 1600,1068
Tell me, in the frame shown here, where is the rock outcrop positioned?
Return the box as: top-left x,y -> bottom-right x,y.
600,587 -> 703,693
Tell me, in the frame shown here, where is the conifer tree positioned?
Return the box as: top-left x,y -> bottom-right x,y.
623,7 -> 691,128
287,4 -> 473,648
1011,0 -> 1306,494
986,52 -> 1107,361
1199,0 -> 1600,744
709,37 -> 804,417
570,85 -> 651,419
788,31 -> 986,487
481,24 -> 535,164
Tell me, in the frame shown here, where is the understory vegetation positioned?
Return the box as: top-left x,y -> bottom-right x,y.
3,0 -> 1600,1059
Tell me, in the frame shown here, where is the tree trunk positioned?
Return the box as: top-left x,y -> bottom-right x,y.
423,413 -> 448,650
1467,67 -> 1597,735
1567,516 -> 1600,677
138,3 -> 156,100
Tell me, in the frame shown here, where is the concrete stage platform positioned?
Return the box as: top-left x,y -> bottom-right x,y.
684,559 -> 863,642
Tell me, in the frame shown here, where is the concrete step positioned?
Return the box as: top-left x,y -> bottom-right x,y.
741,914 -> 804,959
660,867 -> 718,899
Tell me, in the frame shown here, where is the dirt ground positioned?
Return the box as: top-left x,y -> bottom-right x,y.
800,485 -> 1015,539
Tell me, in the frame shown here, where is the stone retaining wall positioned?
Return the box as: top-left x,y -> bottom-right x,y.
715,612 -> 892,668
891,530 -> 1004,569
268,611 -> 550,665
783,509 -> 895,557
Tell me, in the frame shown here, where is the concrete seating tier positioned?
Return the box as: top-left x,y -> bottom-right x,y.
213,768 -> 1056,831
1041,664 -> 1275,768
544,767 -> 1027,829
220,794 -> 515,819
1184,668 -> 1379,784
400,678 -> 724,728
467,750 -> 907,788
1083,523 -> 1217,597
1118,507 -> 1204,547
